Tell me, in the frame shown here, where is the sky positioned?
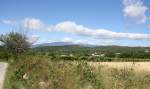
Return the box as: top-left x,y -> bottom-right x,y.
1,0 -> 150,46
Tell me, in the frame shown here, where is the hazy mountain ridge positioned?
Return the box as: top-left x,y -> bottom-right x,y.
32,42 -> 97,48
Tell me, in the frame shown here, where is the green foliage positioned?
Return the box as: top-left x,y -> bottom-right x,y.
4,55 -> 105,89
0,46 -> 10,60
0,31 -> 31,59
31,45 -> 150,61
11,65 -> 25,81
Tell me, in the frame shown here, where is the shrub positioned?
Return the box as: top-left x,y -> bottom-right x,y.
0,31 -> 31,59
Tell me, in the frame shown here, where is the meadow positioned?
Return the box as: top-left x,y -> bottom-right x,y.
3,55 -> 150,89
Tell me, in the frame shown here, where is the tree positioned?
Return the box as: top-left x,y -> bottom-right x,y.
0,31 -> 31,59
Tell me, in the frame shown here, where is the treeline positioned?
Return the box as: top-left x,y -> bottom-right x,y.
1,45 -> 150,61
32,45 -> 150,59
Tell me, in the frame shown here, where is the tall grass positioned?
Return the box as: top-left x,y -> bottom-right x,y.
94,65 -> 150,89
4,56 -> 150,89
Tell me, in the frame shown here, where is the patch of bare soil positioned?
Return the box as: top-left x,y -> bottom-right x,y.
0,62 -> 8,89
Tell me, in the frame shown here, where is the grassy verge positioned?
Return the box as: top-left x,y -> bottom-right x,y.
4,56 -> 150,89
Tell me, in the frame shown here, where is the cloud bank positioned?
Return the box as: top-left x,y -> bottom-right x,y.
49,21 -> 150,40
2,18 -> 150,41
123,0 -> 148,23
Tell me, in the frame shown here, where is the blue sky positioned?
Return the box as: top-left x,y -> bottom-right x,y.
1,0 -> 150,46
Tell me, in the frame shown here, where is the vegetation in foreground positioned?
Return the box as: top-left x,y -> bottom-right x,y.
4,55 -> 150,89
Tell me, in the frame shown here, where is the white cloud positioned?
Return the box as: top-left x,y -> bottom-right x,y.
62,37 -> 74,42
54,21 -> 92,36
22,18 -> 43,30
49,21 -> 150,40
1,20 -> 16,25
123,0 -> 148,23
27,35 -> 40,44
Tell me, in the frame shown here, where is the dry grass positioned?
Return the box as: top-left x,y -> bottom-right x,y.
4,56 -> 150,89
89,62 -> 150,72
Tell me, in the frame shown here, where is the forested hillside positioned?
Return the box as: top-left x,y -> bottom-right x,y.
31,45 -> 150,61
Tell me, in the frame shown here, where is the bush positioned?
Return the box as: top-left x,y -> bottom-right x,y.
0,31 -> 31,59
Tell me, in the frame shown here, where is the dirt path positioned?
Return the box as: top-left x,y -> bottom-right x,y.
0,62 -> 8,89
89,62 -> 150,72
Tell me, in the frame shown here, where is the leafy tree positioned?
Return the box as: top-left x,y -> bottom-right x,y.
0,31 -> 31,59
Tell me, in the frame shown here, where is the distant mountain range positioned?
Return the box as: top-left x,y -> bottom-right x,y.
32,42 -> 96,48
32,42 -> 150,48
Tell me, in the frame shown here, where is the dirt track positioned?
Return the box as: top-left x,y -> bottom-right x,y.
89,62 -> 150,72
0,62 -> 8,89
